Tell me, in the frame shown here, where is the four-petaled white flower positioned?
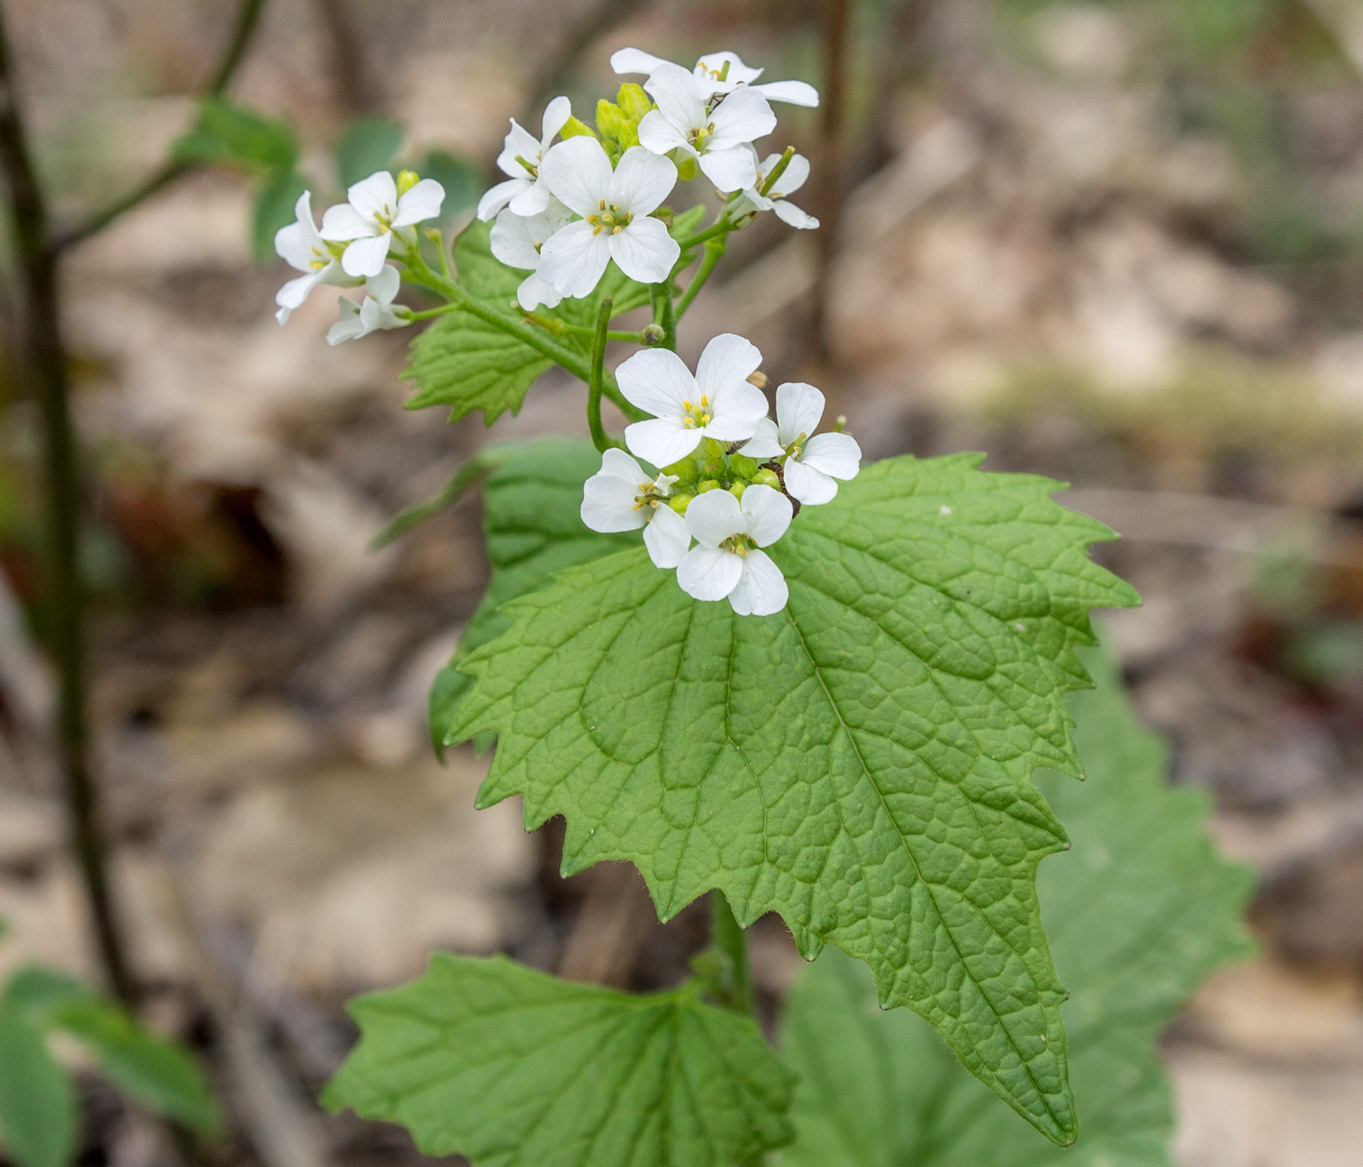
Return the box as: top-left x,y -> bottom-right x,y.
736,152 -> 818,230
580,448 -> 691,568
490,199 -> 573,310
538,139 -> 680,296
612,47 -> 820,107
274,191 -> 350,324
637,63 -> 775,193
477,96 -> 573,222
740,382 -> 861,505
677,485 -> 792,615
326,265 -> 410,346
320,171 -> 445,278
618,333 -> 769,468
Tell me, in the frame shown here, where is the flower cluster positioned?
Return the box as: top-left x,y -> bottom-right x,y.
580,335 -> 861,616
481,48 -> 819,311
273,171 -> 446,342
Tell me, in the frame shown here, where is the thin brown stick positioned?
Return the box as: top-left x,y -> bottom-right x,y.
310,0 -> 373,115
809,0 -> 850,363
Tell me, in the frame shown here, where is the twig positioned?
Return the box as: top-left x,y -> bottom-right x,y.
51,0 -> 269,255
519,0 -> 653,126
309,0 -> 373,115
809,0 -> 851,362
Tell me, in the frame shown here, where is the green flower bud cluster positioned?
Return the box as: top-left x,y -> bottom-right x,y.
597,83 -> 653,165
662,438 -> 783,515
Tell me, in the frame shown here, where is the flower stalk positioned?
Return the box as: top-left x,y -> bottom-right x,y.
587,296 -> 619,453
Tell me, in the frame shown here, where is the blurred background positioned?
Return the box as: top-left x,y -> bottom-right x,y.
2,0 -> 1363,1164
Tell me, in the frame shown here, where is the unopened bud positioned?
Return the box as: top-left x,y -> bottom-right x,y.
834,414 -> 847,433
746,370 -> 768,389
729,482 -> 747,501
663,458 -> 699,484
396,169 -> 421,196
617,82 -> 652,122
641,323 -> 666,346
753,468 -> 781,490
697,479 -> 721,494
669,493 -> 693,515
728,454 -> 759,479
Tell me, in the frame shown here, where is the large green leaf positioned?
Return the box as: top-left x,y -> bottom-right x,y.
171,97 -> 298,174
452,452 -> 1139,1144
405,207 -> 705,425
322,954 -> 795,1167
778,646 -> 1255,1167
0,1011 -> 76,1167
429,439 -> 636,751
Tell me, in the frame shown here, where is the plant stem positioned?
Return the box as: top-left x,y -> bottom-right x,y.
0,3 -> 136,1006
651,281 -> 677,351
709,892 -> 753,1018
676,217 -> 733,251
674,237 -> 726,321
760,146 -> 796,197
586,296 -> 618,453
51,0 -> 269,255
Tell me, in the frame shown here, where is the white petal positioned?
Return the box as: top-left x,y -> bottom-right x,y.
365,263 -> 400,305
752,79 -> 820,107
490,210 -> 541,270
740,484 -> 792,546
695,52 -> 764,87
476,177 -> 529,221
611,47 -> 668,76
700,383 -> 768,442
496,121 -> 543,177
609,217 -> 680,285
610,147 -> 678,215
637,110 -> 691,157
540,137 -> 612,217
507,179 -> 552,217
706,88 -> 777,151
644,62 -> 708,134
769,153 -> 811,195
347,171 -> 398,221
801,432 -> 862,480
516,271 -> 562,310
582,468 -> 648,533
772,199 -> 819,230
393,178 -> 445,226
600,447 -> 647,480
774,382 -> 825,445
729,548 -> 787,615
623,418 -> 702,469
541,95 -> 573,144
698,145 -> 759,193
320,202 -> 378,241
695,333 -> 762,399
537,220 -> 611,298
783,457 -> 837,505
677,546 -> 743,602
274,222 -> 313,272
616,347 -> 695,419
275,267 -> 328,317
340,233 -> 392,278
738,418 -> 783,459
327,297 -> 365,345
684,488 -> 742,548
644,504 -> 691,568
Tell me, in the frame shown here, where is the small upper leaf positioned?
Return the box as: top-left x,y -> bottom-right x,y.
334,114 -> 405,189
452,453 -> 1140,1143
172,97 -> 298,175
323,953 -> 795,1167
0,1011 -> 76,1167
777,647 -> 1255,1167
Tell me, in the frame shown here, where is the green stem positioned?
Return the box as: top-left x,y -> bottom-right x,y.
709,892 -> 753,1018
586,296 -> 619,453
676,217 -> 734,251
759,146 -> 796,198
0,4 -> 136,1007
651,281 -> 677,351
674,237 -> 727,321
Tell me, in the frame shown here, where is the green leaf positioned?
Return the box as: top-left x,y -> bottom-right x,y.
452,453 -> 1140,1144
428,439 -> 637,753
415,150 -> 484,216
334,114 -> 405,189
252,169 -> 309,263
323,953 -> 795,1167
172,97 -> 298,175
777,646 -> 1255,1167
404,210 -> 705,425
0,1011 -> 76,1167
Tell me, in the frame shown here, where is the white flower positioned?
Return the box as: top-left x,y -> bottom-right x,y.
612,47 -> 820,107
490,199 -> 573,310
476,96 -> 573,222
618,334 -> 769,468
740,382 -> 861,505
320,171 -> 445,278
676,485 -> 792,616
326,265 -> 410,345
274,191 -> 350,324
538,140 -> 679,296
580,448 -> 691,568
736,152 -> 818,230
637,63 -> 775,193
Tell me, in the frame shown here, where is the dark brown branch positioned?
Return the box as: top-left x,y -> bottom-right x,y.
809,0 -> 850,363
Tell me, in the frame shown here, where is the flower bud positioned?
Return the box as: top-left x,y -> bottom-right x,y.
702,457 -> 726,479
697,479 -> 720,494
729,482 -> 747,501
641,323 -> 666,346
728,454 -> 759,479
663,458 -> 699,484
674,153 -> 698,181
669,493 -> 693,515
560,116 -> 599,140
396,170 -> 421,196
753,468 -> 782,490
617,83 -> 652,122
